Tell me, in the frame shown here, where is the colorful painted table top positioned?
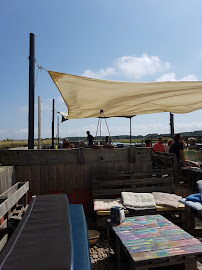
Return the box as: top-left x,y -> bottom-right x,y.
108,215 -> 202,262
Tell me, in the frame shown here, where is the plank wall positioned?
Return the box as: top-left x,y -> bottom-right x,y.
0,147 -> 152,213
0,166 -> 14,194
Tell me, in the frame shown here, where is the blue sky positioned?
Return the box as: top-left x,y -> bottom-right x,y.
1,0 -> 202,140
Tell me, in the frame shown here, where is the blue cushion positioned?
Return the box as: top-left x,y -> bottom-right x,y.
69,204 -> 92,270
197,180 -> 202,201
186,193 -> 201,202
179,198 -> 202,211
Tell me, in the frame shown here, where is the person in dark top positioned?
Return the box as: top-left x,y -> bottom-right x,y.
145,139 -> 152,148
169,133 -> 187,167
86,131 -> 94,146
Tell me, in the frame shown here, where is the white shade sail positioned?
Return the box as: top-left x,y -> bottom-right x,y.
48,70 -> 202,120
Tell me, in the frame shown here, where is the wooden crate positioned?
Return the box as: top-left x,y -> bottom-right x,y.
91,170 -> 184,228
0,182 -> 29,252
92,169 -> 175,199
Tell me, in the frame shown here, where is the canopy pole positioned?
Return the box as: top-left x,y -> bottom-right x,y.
51,99 -> 55,149
28,33 -> 35,149
38,96 -> 41,149
170,113 -> 174,139
130,117 -> 132,144
57,116 -> 59,148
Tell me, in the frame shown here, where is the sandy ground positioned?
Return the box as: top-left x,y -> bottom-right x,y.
86,183 -> 202,270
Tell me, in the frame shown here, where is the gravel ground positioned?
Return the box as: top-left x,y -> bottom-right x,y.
86,183 -> 202,270
86,215 -> 117,270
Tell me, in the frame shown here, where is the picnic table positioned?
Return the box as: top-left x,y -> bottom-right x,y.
107,215 -> 202,270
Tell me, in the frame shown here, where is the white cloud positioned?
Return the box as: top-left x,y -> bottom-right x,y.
156,73 -> 198,82
1,120 -> 202,140
0,129 -> 28,140
19,128 -> 28,133
174,122 -> 202,133
131,123 -> 170,136
180,74 -> 198,81
81,54 -> 170,80
115,54 -> 170,79
82,67 -> 116,79
155,73 -> 177,82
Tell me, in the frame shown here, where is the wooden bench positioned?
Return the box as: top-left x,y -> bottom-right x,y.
152,152 -> 181,185
92,170 -> 185,227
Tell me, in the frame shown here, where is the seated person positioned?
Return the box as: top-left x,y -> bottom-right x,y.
145,139 -> 152,147
62,139 -> 74,149
166,138 -> 173,152
152,136 -> 166,153
169,133 -> 190,167
188,137 -> 198,149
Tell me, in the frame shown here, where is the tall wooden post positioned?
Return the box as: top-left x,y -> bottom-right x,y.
129,117 -> 132,144
51,99 -> 55,149
57,116 -> 59,148
38,96 -> 41,149
28,33 -> 35,149
170,113 -> 174,139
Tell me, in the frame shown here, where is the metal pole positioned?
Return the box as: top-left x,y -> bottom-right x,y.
57,116 -> 59,148
130,117 -> 132,144
38,96 -> 41,149
170,113 -> 174,139
51,99 -> 55,149
100,117 -> 101,143
28,33 -> 35,149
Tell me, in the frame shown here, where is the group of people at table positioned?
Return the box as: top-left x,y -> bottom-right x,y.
62,130 -> 94,149
62,130 -> 199,169
145,134 -> 199,168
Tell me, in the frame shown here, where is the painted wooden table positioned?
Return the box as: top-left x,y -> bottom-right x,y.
107,215 -> 202,270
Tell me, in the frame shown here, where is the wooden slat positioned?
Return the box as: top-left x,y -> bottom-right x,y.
0,182 -> 29,219
31,166 -> 40,195
93,177 -> 174,186
40,165 -> 49,194
48,165 -> 57,192
64,164 -> 73,194
56,165 -> 65,192
134,186 -> 173,193
93,187 -> 135,197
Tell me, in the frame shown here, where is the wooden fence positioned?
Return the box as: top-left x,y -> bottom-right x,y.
0,147 -> 152,213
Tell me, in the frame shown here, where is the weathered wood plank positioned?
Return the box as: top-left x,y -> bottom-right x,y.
33,166 -> 40,195
40,165 -> 49,194
93,177 -> 173,186
56,165 -> 65,192
64,164 -> 73,194
134,186 -> 173,193
48,165 -> 57,192
15,166 -> 24,183
0,182 -> 29,219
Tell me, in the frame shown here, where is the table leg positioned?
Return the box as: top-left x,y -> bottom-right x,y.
185,260 -> 197,270
116,237 -> 121,270
185,205 -> 195,233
